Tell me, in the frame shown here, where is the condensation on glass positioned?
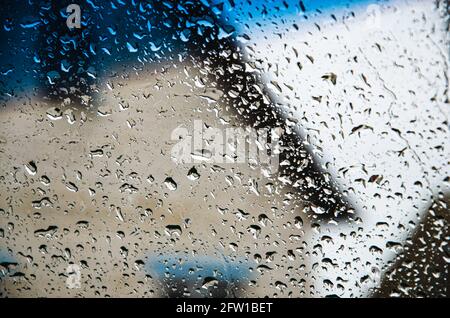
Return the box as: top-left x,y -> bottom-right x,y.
0,0 -> 448,298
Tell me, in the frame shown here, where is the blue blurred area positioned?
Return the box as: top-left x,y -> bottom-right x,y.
0,0 -> 382,101
146,254 -> 254,282
219,0 -> 381,27
0,250 -> 16,277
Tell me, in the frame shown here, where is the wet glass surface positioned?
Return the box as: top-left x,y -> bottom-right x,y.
0,0 -> 448,297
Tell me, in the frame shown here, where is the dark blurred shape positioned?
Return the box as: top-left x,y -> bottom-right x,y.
374,196 -> 449,297
186,11 -> 353,220
37,0 -> 94,105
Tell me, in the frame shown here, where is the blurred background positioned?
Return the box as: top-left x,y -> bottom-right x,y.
0,0 -> 448,297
